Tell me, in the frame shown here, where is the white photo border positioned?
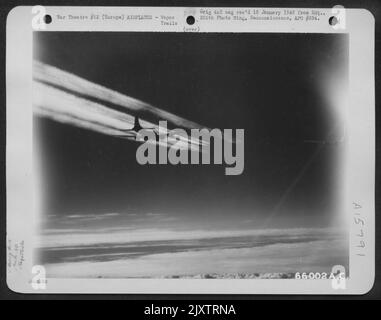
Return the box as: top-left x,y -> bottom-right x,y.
6,6 -> 375,294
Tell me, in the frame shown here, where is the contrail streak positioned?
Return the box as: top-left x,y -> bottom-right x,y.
33,61 -> 209,150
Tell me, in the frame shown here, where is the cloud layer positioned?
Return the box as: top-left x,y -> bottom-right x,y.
38,226 -> 348,278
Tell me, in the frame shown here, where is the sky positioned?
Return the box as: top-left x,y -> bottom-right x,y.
33,32 -> 349,277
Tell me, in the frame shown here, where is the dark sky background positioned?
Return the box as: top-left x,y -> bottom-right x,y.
34,32 -> 348,231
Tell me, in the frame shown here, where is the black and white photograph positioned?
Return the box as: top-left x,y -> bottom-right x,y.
4,6 -> 376,295
33,30 -> 349,279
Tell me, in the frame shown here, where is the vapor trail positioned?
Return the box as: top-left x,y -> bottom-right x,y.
33,61 -> 208,151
